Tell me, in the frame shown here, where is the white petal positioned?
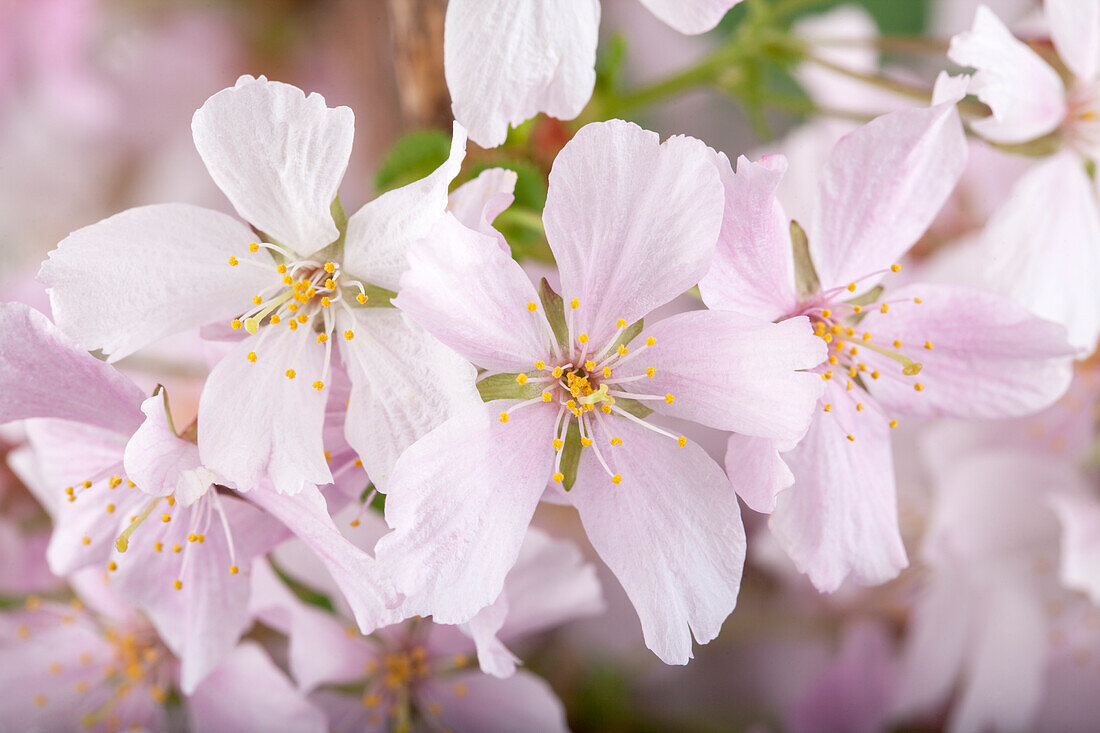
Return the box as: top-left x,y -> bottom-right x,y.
448,166 -> 518,248
192,76 -> 353,255
123,393 -> 214,506
444,0 -> 599,147
339,308 -> 479,489
1047,0 -> 1100,84
39,204 -> 273,361
341,123 -> 467,290
948,6 -> 1067,144
198,326 -> 330,495
637,0 -> 740,35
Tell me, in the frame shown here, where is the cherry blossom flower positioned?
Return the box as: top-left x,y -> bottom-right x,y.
38,75 -> 480,496
253,517 -> 601,733
0,302 -> 392,691
375,119 -> 826,664
701,98 -> 1077,592
0,568 -> 325,733
945,3 -> 1100,350
443,0 -> 744,147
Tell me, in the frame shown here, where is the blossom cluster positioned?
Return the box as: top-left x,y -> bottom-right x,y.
3,0 -> 1100,731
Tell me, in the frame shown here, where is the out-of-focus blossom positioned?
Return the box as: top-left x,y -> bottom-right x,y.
701,97 -> 1077,593
255,516 -> 601,733
377,118 -> 824,665
39,76 -> 480,497
443,0 -> 743,147
945,3 -> 1100,351
0,568 -> 325,733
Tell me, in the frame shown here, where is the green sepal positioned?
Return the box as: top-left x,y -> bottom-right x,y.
614,398 -> 653,420
559,421 -> 582,491
615,318 -> 644,354
477,373 -> 544,402
538,278 -> 570,351
345,282 -> 398,308
329,195 -> 348,252
791,220 -> 819,298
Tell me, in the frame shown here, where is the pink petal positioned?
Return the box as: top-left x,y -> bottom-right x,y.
375,401 -> 559,624
245,486 -> 398,635
342,122 -> 467,290
192,75 -> 353,256
698,154 -> 800,321
187,642 -> 327,733
1050,493 -> 1100,605
859,283 -> 1075,419
947,6 -> 1067,143
637,0 -> 741,34
38,203 -> 274,362
770,384 -> 907,592
544,120 -> 725,346
339,308 -> 479,489
198,326 -> 330,495
123,394 -> 216,506
444,0 -> 599,148
395,213 -> 554,372
723,434 -> 794,514
809,102 -> 967,294
569,416 -> 745,665
617,311 -> 825,444
0,303 -> 144,434
418,669 -> 568,733
448,166 -> 518,249
1047,0 -> 1100,83
971,152 -> 1100,351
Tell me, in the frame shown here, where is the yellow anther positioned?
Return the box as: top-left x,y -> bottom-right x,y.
570,298 -> 580,310
893,340 -> 902,348
846,434 -> 855,442
823,404 -> 832,412
288,320 -> 298,331
324,262 -> 336,273
344,330 -> 355,340
552,366 -> 563,378
228,256 -> 239,266
845,328 -> 855,337
601,404 -> 612,413
914,382 -> 925,392
645,336 -> 656,347
830,324 -> 842,335
677,436 -> 687,447
499,412 -> 510,423
317,334 -> 328,344
924,340 -> 934,350
188,533 -> 197,542
618,344 -> 629,355
526,301 -> 537,312
902,362 -> 922,376
611,474 -> 622,484
856,403 -> 864,411
356,293 -> 368,304
252,295 -> 262,306
313,381 -> 324,391
154,542 -> 163,552
516,373 -> 528,385
913,297 -> 923,304
552,472 -> 564,483
172,544 -> 181,553
541,391 -> 552,402
160,513 -> 171,523
823,333 -> 833,343
847,282 -> 856,292
584,360 -> 596,371
270,315 -> 281,324
880,303 -> 890,314
285,369 -> 296,379
616,319 -> 627,328
105,504 -> 115,514
565,399 -> 576,411
34,694 -> 46,708
610,437 -> 622,446
229,566 -> 239,575
325,278 -> 336,289
862,332 -> 871,342
871,370 -> 880,380
828,356 -> 838,365
248,242 -> 260,253
297,313 -> 308,323
553,439 -> 564,449
664,393 -> 675,404
578,333 -> 589,344
230,319 -> 242,330
321,297 -> 331,307
108,476 -> 122,489
853,305 -> 862,313
581,437 -> 593,447
849,347 -> 859,356
534,360 -> 546,370
173,580 -> 182,590
354,458 -> 363,467
287,302 -> 298,312
891,264 -> 901,272
889,419 -> 899,428
107,561 -> 117,571
283,274 -> 293,285
276,264 -> 287,274
821,309 -> 831,318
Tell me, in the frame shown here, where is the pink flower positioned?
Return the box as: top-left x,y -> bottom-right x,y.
0,568 -> 326,732
945,4 -> 1100,350
0,302 -> 393,691
700,99 -> 1077,592
443,0 -> 743,147
375,119 -> 826,664
253,518 -> 601,733
38,75 -> 480,496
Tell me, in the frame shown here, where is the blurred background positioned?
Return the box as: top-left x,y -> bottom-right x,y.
2,1 -> 1069,731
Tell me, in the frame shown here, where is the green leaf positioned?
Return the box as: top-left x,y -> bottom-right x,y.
374,130 -> 452,193
477,373 -> 544,402
791,220 -> 820,297
538,278 -> 569,351
270,559 -> 335,612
